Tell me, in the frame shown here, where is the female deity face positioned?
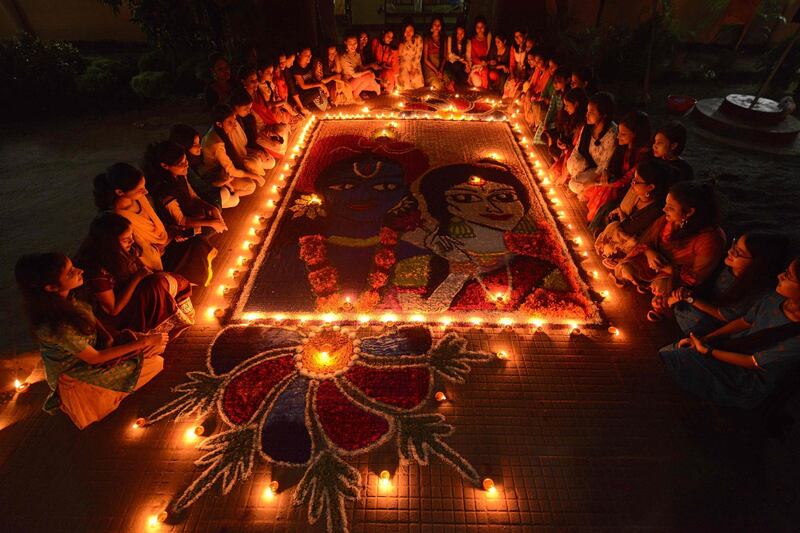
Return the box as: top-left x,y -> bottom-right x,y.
318,157 -> 408,224
444,176 -> 525,232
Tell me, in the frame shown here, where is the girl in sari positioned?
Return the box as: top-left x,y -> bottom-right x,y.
423,16 -> 449,91
75,212 -> 195,334
93,162 -> 216,287
16,252 -> 168,429
468,16 -> 492,89
372,29 -> 400,93
614,181 -> 726,321
168,124 -> 224,209
565,91 -> 618,195
595,158 -> 671,265
239,65 -> 290,156
583,110 -> 652,230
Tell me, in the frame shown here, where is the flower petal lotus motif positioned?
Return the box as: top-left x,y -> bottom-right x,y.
147,324 -> 493,533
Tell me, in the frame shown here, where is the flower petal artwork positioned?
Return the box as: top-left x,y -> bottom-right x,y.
147,324 -> 494,533
236,119 -> 600,325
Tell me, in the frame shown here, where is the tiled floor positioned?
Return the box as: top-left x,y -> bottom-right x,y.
1,97 -> 799,533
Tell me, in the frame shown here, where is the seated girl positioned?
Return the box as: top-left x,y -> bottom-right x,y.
614,181 -> 726,321
317,44 -> 355,106
204,52 -> 233,109
143,140 -> 228,236
595,158 -> 671,265
372,29 -> 400,93
257,60 -> 296,122
443,22 -> 470,89
669,233 -> 788,336
583,110 -> 652,230
341,35 -> 382,101
467,16 -> 492,89
168,124 -> 224,209
94,163 -> 216,287
504,28 -> 529,99
200,103 -> 265,197
486,33 -> 511,95
423,17 -> 449,91
570,66 -> 597,95
550,87 -> 588,180
528,56 -> 561,130
75,212 -> 195,334
15,252 -> 168,429
565,91 -> 618,195
230,86 -> 286,160
652,121 -> 694,183
533,65 -> 570,145
239,65 -> 291,148
659,255 -> 800,409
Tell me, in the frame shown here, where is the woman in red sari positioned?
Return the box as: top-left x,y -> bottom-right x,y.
615,181 -> 726,321
75,212 -> 195,335
371,29 -> 400,93
583,111 -> 652,230
468,16 -> 492,89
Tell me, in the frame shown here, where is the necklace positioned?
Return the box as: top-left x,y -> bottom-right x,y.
299,228 -> 399,312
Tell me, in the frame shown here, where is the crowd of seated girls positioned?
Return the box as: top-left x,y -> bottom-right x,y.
16,20 -> 800,431
537,72 -> 799,415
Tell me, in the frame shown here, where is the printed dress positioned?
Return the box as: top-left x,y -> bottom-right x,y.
397,35 -> 424,91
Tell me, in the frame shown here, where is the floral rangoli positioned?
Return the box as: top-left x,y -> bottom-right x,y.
237,119 -> 600,324
148,324 -> 493,532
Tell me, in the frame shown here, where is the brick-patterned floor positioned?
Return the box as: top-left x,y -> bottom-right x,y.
1,98 -> 799,533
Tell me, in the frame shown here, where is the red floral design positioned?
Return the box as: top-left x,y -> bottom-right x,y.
314,380 -> 391,451
379,227 -> 399,246
374,248 -> 396,270
221,354 -> 295,425
344,363 -> 431,410
522,287 -> 591,318
308,266 -> 338,295
299,235 -> 327,267
368,270 -> 389,289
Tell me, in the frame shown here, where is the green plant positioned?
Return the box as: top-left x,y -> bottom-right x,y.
130,70 -> 172,99
76,58 -> 131,97
0,33 -> 83,112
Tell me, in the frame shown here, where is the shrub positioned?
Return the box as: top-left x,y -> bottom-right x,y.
137,49 -> 170,72
76,58 -> 131,98
0,33 -> 83,114
130,70 -> 172,99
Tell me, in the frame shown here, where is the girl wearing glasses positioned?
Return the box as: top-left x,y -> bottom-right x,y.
659,256 -> 800,409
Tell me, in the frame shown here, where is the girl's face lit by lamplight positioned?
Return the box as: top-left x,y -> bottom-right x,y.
445,179 -> 525,232
117,176 -> 148,202
117,227 -> 135,254
188,135 -> 202,157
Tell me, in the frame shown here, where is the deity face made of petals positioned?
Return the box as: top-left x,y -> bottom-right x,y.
316,154 -> 409,224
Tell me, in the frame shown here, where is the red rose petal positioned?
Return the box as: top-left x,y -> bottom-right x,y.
221,355 -> 295,425
344,363 -> 431,410
315,380 -> 390,452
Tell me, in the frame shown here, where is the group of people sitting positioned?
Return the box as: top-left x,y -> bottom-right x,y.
15,114 -> 285,428
542,86 -> 800,412
15,19 -> 800,430
203,16 -> 552,114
